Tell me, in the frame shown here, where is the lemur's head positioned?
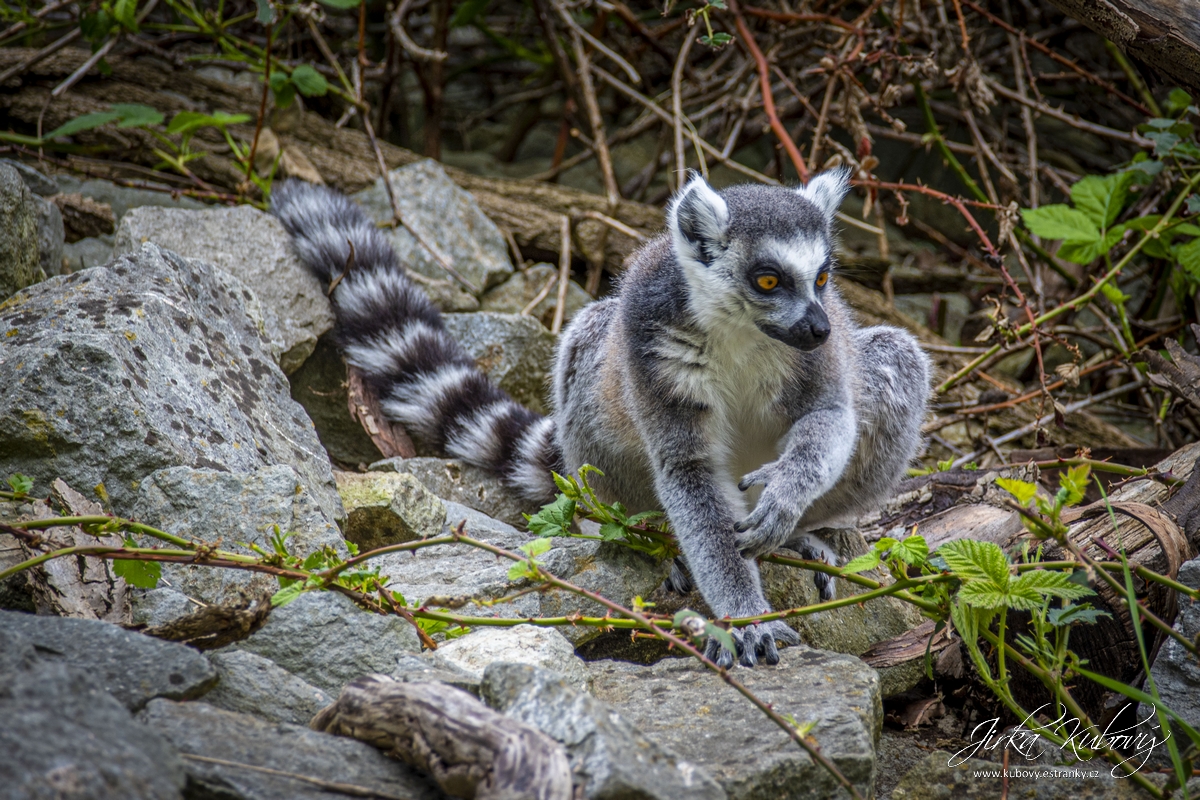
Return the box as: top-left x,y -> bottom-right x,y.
666,168 -> 850,351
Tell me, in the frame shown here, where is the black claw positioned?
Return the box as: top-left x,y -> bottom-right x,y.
733,520 -> 749,532
763,640 -> 780,665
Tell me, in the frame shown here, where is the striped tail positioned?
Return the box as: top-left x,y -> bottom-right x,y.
271,180 -> 562,507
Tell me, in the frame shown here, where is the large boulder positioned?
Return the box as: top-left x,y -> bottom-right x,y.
0,161 -> 44,299
221,590 -> 421,695
482,663 -> 726,800
112,205 -> 335,373
0,626 -> 188,800
1141,557 -> 1200,744
138,699 -> 443,800
129,465 -> 346,614
0,242 -> 343,523
443,311 -> 556,414
430,625 -> 593,692
369,501 -> 668,646
587,650 -> 882,800
352,159 -> 514,294
0,610 -> 216,711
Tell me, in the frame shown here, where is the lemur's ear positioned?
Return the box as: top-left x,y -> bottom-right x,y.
796,167 -> 851,222
669,173 -> 729,264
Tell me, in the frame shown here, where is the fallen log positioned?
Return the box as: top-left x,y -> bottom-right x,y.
311,675 -> 573,800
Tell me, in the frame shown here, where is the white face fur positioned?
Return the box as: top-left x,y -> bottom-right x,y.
667,171 -> 850,351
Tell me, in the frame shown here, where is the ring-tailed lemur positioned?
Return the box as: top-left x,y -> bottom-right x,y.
272,169 -> 930,668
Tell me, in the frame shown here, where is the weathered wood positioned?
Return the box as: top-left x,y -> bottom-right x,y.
311,675 -> 573,800
1137,323 -> 1200,412
1046,0 -> 1200,96
141,591 -> 272,651
347,366 -> 416,459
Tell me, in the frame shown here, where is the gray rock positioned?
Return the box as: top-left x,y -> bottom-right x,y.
34,194 -> 65,277
372,457 -> 530,528
130,465 -> 346,614
205,649 -> 333,726
138,699 -> 443,800
587,649 -> 881,800
224,590 -> 421,694
0,242 -> 344,524
0,158 -> 59,196
480,263 -> 593,329
61,234 -> 114,271
51,175 -> 205,223
288,332 -> 386,466
482,663 -> 726,800
1141,558 -> 1200,743
130,587 -> 199,628
112,205 -> 335,373
412,273 -> 482,312
352,159 -> 513,293
430,625 -> 592,692
0,161 -> 44,299
370,501 -> 668,646
0,628 -> 187,800
442,312 -> 556,414
393,654 -> 481,693
0,610 -> 216,711
335,470 -> 447,552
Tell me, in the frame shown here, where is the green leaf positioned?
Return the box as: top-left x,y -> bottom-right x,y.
598,521 -> 626,541
891,534 -> 928,566
699,32 -> 733,47
317,0 -> 363,7
674,609 -> 704,628
704,621 -> 736,656
938,539 -> 1009,588
957,581 -> 1011,610
6,473 -> 33,496
841,550 -> 881,574
1047,604 -> 1110,626
289,65 -> 328,98
1166,88 -> 1194,116
625,510 -> 663,525
1176,237 -> 1200,280
996,477 -> 1038,506
450,0 -> 492,27
522,537 -> 552,558
552,472 -> 577,497
44,111 -> 121,140
1056,225 -> 1126,265
111,103 -> 163,128
112,0 -> 139,31
113,558 -> 161,589
1020,205 -> 1100,242
80,10 -> 114,43
254,0 -> 275,24
1010,569 -> 1093,601
524,494 -> 576,537
1187,195 -> 1200,214
1058,464 -> 1090,507
1070,173 -> 1134,228
271,582 -> 305,606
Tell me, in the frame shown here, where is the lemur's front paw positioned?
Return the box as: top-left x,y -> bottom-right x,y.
735,466 -> 805,559
705,619 -> 800,668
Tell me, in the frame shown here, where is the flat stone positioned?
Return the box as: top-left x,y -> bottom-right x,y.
0,242 -> 343,524
482,663 -> 727,800
0,627 -> 187,800
443,312 -> 556,414
0,161 -> 44,299
335,470 -> 447,551
223,590 -> 421,695
430,625 -> 592,693
587,648 -> 881,800
112,205 -> 335,373
61,234 -> 114,272
204,649 -> 333,726
0,610 -> 216,711
480,263 -> 593,329
352,159 -> 513,294
138,699 -> 443,800
130,465 -> 346,614
372,457 -> 531,528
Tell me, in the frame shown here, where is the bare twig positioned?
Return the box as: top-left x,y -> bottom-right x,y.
552,215 -> 571,335
391,0 -> 448,63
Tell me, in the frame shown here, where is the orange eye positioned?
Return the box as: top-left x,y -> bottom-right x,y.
815,272 -> 830,288
756,275 -> 779,291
